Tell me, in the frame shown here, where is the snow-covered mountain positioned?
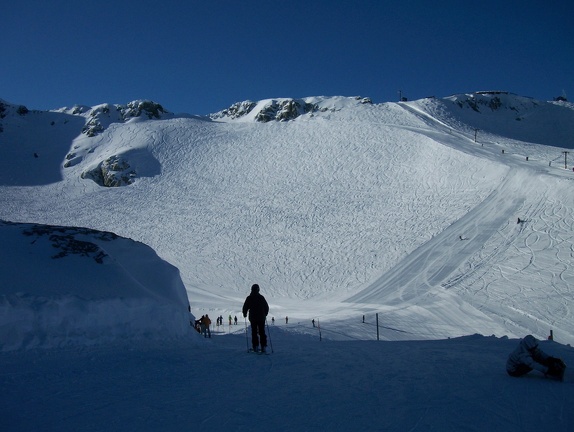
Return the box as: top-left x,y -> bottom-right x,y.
1,92 -> 574,431
2,92 -> 574,341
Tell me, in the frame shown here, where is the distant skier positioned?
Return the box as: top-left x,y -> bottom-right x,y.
506,335 -> 565,380
242,284 -> 269,353
285,316 -> 288,324
234,315 -> 238,325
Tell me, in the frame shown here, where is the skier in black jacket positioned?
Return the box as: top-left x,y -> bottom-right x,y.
242,284 -> 270,353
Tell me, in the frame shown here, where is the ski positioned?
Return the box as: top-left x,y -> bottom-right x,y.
248,348 -> 271,355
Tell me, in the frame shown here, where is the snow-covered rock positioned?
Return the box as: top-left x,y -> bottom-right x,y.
211,96 -> 372,122
80,154 -> 136,187
80,100 -> 171,137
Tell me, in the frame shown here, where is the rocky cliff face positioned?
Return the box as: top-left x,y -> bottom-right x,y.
211,96 -> 373,122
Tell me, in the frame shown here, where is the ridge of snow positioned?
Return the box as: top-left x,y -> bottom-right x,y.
0,220 -> 191,351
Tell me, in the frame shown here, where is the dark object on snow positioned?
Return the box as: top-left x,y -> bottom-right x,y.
506,335 -> 566,380
242,284 -> 269,352
547,357 -> 567,380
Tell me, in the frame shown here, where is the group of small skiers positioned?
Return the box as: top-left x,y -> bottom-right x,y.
194,314 -> 240,337
214,315 -> 238,327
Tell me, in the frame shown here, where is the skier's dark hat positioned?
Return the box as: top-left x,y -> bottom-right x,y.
251,284 -> 260,293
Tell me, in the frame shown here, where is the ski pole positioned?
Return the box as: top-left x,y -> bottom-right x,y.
266,318 -> 274,353
244,317 -> 249,352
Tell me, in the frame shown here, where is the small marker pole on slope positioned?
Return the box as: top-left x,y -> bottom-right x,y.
244,317 -> 250,352
266,318 -> 274,353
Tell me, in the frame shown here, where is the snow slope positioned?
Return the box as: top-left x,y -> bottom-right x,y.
1,94 -> 573,344
1,93 -> 574,431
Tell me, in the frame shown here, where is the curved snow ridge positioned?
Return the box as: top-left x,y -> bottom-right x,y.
0,221 -> 192,351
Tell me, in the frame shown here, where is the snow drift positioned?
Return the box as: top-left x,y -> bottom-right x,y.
0,220 -> 191,351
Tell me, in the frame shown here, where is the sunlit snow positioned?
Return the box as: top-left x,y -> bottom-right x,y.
1,93 -> 573,431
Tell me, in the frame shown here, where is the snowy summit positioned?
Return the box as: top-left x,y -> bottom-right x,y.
1,92 -> 574,431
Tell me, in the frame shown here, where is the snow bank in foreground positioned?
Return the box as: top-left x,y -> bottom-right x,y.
0,221 -> 193,351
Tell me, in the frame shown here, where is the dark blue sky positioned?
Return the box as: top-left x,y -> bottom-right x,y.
2,0 -> 572,114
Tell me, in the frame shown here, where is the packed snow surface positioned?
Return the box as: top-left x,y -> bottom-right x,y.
1,93 -> 574,430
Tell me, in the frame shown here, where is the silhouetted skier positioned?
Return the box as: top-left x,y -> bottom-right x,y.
242,284 -> 269,353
